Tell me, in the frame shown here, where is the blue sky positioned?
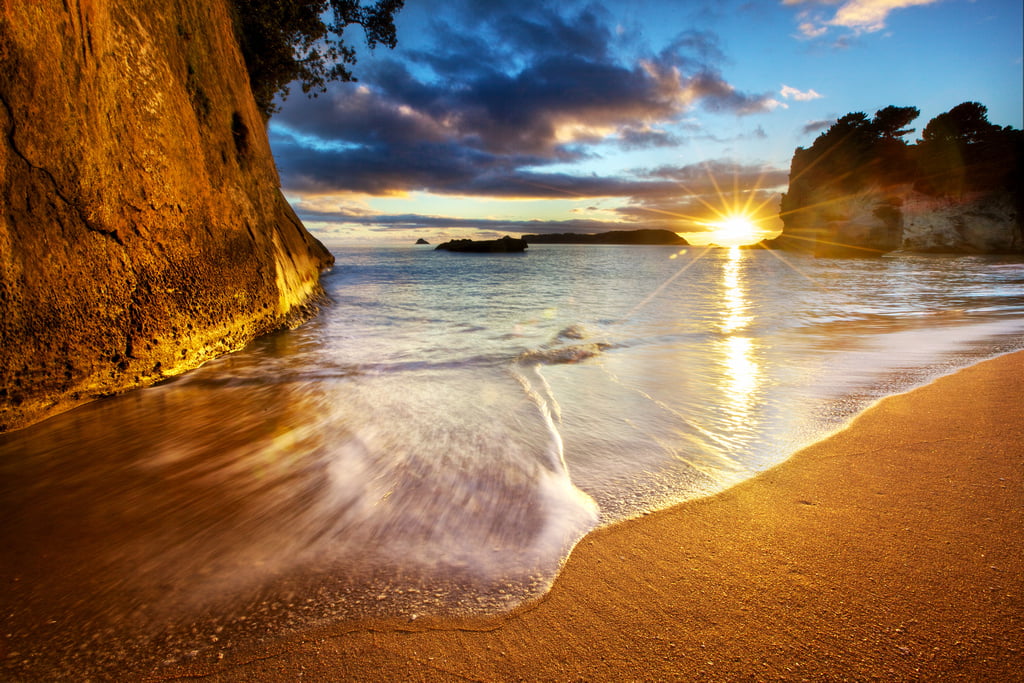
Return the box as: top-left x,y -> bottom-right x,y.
268,0 -> 1024,245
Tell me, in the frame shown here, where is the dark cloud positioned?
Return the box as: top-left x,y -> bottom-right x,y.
618,126 -> 683,150
271,0 -> 782,200
638,160 -> 789,192
616,190 -> 782,222
801,118 -> 835,135
611,160 -> 788,231
273,127 -> 681,198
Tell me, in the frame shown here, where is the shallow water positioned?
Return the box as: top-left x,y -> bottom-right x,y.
2,245 -> 1023,677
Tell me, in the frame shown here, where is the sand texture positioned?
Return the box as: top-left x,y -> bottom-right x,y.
163,351 -> 1024,681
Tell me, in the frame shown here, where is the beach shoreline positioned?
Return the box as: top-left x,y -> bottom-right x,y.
155,349 -> 1024,681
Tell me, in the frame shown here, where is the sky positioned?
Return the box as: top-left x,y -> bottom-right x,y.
268,0 -> 1024,246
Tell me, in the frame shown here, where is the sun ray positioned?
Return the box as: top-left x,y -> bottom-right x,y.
750,241 -> 820,283
767,231 -> 890,254
615,246 -> 711,324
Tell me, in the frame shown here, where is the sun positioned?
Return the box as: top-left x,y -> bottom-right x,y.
709,213 -> 761,246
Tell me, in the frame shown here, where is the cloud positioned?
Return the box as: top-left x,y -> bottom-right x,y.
614,159 -> 788,230
271,3 -> 780,200
638,160 -> 789,193
801,118 -> 835,135
618,125 -> 683,150
273,128 -> 688,199
291,158 -> 789,236
780,84 -> 824,101
829,0 -> 940,32
786,0 -> 942,37
797,21 -> 829,38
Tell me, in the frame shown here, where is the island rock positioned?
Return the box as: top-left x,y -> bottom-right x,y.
435,236 -> 528,252
0,1 -> 333,431
770,184 -> 907,256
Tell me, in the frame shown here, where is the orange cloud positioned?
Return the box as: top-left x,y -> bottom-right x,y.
787,0 -> 942,37
831,0 -> 941,32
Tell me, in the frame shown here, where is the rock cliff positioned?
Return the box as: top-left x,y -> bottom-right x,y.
901,189 -> 1021,253
771,185 -> 1021,255
772,184 -> 906,256
0,1 -> 333,431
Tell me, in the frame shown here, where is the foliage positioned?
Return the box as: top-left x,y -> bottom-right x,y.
229,0 -> 404,117
871,105 -> 920,139
915,102 -> 1023,197
920,101 -> 998,143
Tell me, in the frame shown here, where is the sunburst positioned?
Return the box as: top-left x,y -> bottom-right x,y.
706,213 -> 761,246
629,162 -> 782,246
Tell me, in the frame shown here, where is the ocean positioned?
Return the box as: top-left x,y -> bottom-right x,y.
2,244 -> 1023,676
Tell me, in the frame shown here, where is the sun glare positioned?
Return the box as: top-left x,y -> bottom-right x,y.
710,214 -> 760,246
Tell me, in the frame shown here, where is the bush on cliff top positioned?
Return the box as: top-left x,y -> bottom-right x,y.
230,0 -> 404,117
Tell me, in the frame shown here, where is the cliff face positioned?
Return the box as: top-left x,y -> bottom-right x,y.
0,1 -> 334,431
775,184 -> 906,256
901,190 -> 1021,253
774,184 -> 1021,256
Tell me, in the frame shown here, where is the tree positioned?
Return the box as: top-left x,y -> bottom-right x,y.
916,101 -> 1020,197
920,101 -> 997,144
870,105 -> 919,139
230,0 -> 405,117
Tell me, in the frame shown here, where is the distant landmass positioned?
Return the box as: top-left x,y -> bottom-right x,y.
523,229 -> 688,245
415,238 -> 430,245
435,236 -> 528,252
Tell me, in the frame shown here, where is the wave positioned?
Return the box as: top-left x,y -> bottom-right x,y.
517,325 -> 614,365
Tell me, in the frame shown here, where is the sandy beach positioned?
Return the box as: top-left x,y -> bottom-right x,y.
162,350 -> 1024,681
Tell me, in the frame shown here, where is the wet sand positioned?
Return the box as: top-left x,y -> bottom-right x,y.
164,350 -> 1024,681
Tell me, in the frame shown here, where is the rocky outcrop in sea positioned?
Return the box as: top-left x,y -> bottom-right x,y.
435,236 -> 528,252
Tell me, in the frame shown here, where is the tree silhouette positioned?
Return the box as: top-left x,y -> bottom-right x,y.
230,0 -> 404,117
871,105 -> 919,139
920,101 -> 997,144
916,101 -> 1022,197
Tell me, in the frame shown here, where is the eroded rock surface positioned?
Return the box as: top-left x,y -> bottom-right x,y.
770,185 -> 1021,256
0,1 -> 333,431
902,190 -> 1021,253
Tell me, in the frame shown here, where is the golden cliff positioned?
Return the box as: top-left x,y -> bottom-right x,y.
0,0 -> 334,431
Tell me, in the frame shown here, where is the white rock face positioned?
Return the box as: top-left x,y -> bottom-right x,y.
901,190 -> 1020,253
